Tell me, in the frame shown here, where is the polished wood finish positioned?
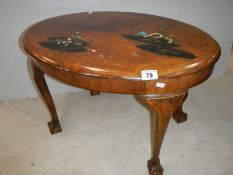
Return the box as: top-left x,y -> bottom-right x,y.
31,61 -> 62,134
172,92 -> 188,123
141,93 -> 187,175
22,12 -> 221,175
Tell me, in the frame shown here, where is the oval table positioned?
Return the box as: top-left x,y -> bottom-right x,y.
22,12 -> 221,175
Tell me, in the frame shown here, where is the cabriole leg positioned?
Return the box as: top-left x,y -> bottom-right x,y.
172,93 -> 188,124
31,61 -> 62,134
140,93 -> 186,175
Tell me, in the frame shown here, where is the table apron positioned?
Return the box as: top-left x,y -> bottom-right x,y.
31,58 -> 214,96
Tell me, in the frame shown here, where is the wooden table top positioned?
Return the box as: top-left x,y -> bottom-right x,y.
22,12 -> 222,173
23,12 -> 220,80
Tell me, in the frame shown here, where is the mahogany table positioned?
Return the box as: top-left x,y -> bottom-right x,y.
22,12 -> 220,175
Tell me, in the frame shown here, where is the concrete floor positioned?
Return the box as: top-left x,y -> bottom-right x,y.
0,74 -> 233,175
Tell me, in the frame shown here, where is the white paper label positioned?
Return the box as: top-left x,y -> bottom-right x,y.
156,82 -> 165,88
141,70 -> 158,80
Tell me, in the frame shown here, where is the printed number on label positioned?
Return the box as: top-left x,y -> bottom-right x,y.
141,70 -> 158,80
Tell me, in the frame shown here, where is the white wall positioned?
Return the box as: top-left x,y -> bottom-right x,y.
1,0 -> 233,100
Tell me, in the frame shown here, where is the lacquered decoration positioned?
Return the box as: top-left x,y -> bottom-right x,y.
123,32 -> 196,59
22,12 -> 221,175
39,32 -> 89,52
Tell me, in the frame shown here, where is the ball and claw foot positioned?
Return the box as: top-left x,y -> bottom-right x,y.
173,92 -> 188,124
148,160 -> 164,175
90,90 -> 100,96
48,120 -> 62,134
173,109 -> 187,124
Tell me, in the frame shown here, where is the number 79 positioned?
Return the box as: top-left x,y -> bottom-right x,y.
146,73 -> 153,78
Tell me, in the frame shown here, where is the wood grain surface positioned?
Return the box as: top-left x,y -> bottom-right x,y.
22,12 -> 221,175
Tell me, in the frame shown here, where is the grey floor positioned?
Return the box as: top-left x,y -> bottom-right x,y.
0,73 -> 233,175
